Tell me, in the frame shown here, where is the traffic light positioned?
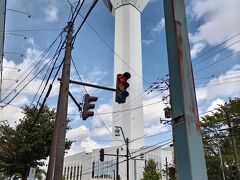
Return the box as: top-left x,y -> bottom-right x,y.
164,107 -> 171,118
115,72 -> 131,104
231,165 -> 238,177
99,148 -> 104,162
168,167 -> 176,178
82,94 -> 98,120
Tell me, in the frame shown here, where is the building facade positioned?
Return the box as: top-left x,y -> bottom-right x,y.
63,146 -> 173,180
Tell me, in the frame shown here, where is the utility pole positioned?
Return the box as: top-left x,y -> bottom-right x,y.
116,148 -> 119,180
0,0 -> 6,103
46,21 -> 73,180
226,112 -> 240,179
126,138 -> 129,180
163,0 -> 208,179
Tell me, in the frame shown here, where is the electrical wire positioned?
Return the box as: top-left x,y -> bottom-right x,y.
193,39 -> 240,66
71,57 -> 117,141
77,13 -> 150,85
194,49 -> 240,74
1,32 -> 63,99
193,33 -> 240,61
79,139 -> 173,176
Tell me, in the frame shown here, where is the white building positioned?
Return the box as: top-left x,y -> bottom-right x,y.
63,146 -> 173,180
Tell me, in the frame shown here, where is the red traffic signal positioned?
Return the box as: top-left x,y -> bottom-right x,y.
99,148 -> 104,162
115,72 -> 131,104
82,94 -> 98,120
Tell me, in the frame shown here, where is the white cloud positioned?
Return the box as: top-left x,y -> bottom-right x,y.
144,123 -> 168,136
93,103 -> 112,128
80,138 -> 106,153
196,65 -> 240,101
152,18 -> 165,33
142,39 -> 154,45
191,42 -> 206,59
207,98 -> 224,112
0,105 -> 24,127
0,39 -> 54,126
143,92 -> 168,124
93,127 -> 111,137
66,125 -> 91,140
66,137 -> 110,155
45,5 -> 59,22
189,0 -> 240,55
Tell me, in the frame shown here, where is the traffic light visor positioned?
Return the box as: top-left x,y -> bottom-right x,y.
119,72 -> 131,83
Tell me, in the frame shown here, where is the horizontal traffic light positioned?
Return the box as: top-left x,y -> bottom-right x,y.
115,72 -> 131,104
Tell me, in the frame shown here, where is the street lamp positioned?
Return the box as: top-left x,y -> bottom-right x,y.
115,126 -> 130,180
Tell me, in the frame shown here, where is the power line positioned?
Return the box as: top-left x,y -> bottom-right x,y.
79,139 -> 173,176
195,49 -> 240,74
4,28 -> 61,32
1,32 -> 63,98
193,39 -> 240,66
77,13 -> 150,85
193,33 -> 240,61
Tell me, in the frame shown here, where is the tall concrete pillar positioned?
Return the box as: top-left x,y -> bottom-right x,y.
104,0 -> 149,149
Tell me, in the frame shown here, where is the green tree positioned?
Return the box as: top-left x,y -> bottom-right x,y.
142,159 -> 161,180
0,105 -> 72,180
201,97 -> 240,180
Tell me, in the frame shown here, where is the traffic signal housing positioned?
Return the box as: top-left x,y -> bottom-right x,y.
164,107 -> 171,118
115,72 -> 131,104
82,94 -> 98,120
99,148 -> 104,162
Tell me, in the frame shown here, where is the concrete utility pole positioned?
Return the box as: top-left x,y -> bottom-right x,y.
163,0 -> 208,179
46,21 -> 73,180
226,112 -> 240,179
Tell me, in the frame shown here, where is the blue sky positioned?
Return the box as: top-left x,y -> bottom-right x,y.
1,0 -> 240,155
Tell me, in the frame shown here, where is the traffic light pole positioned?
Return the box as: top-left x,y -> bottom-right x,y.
46,21 -> 73,180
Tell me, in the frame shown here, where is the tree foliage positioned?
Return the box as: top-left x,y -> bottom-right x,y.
0,105 -> 72,180
201,97 -> 240,180
142,159 -> 161,180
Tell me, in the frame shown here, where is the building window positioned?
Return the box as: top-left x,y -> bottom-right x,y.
73,166 -> 76,179
93,160 -> 115,179
77,166 -> 79,180
64,167 -> 66,178
67,167 -> 70,180
70,166 -> 73,179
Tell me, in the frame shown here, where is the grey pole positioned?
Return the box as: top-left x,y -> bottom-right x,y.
126,138 -> 129,180
117,148 -> 119,180
134,159 -> 137,180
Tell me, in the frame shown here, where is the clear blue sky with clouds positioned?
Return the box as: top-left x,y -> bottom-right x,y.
1,0 -> 240,155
